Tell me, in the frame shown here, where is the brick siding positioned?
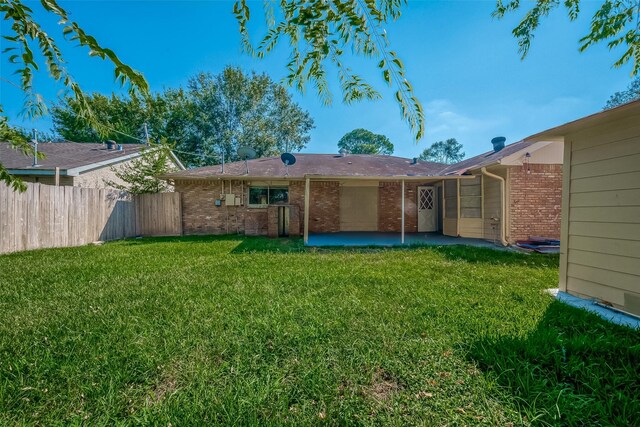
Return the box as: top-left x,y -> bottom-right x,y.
378,182 -> 421,232
508,164 -> 562,242
308,181 -> 340,233
176,179 -> 306,237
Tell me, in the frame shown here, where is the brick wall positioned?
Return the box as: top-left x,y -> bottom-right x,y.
176,179 -> 304,237
308,181 -> 340,233
508,164 -> 562,242
378,182 -> 420,232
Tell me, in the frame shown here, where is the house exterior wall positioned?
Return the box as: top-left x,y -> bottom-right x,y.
176,179 -> 304,237
560,114 -> 640,316
482,168 -> 505,243
18,175 -> 74,186
378,182 -> 419,233
508,163 -> 562,242
308,181 -> 340,233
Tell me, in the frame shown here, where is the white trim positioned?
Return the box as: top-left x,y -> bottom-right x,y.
66,151 -> 145,176
8,169 -> 64,176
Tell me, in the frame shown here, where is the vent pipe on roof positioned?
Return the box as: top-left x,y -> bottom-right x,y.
32,129 -> 38,167
411,157 -> 418,165
106,140 -> 116,150
339,148 -> 348,157
491,136 -> 506,152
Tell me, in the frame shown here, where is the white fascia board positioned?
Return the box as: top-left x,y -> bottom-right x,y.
169,151 -> 186,170
66,151 -> 144,176
498,141 -> 553,166
8,169 -> 67,176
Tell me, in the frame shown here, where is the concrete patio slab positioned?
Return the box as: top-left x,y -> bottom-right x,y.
307,232 -> 506,249
547,289 -> 640,329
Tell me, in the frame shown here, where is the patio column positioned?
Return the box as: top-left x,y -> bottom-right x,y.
304,177 -> 310,245
401,179 -> 405,244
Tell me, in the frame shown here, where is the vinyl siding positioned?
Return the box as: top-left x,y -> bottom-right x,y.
563,114 -> 640,315
483,168 -> 505,243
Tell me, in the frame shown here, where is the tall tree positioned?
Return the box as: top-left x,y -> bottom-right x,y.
50,67 -> 315,168
169,68 -> 314,167
337,129 -> 394,155
419,138 -> 465,164
51,93 -> 169,144
604,77 -> 640,109
1,0 -> 421,190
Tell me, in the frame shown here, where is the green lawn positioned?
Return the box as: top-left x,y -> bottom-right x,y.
0,236 -> 638,426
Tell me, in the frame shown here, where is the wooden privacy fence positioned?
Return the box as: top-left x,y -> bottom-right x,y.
0,182 -> 182,254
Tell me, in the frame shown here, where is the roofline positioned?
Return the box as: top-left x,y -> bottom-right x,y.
4,147 -> 184,175
66,151 -> 145,176
524,99 -> 640,141
7,169 -> 68,176
163,174 -> 475,181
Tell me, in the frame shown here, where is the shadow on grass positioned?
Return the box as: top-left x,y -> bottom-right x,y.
112,235 -> 559,265
467,300 -> 640,425
427,245 -> 559,268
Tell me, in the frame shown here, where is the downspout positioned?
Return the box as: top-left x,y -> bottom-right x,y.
481,167 -> 508,246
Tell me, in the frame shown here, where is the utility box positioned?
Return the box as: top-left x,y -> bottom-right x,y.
225,194 -> 236,206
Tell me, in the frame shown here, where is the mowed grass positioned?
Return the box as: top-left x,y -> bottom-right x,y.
0,236 -> 638,426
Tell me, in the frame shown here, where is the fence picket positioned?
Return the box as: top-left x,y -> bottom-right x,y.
0,183 -> 182,254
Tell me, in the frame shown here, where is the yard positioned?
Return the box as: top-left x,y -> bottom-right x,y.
0,237 -> 638,425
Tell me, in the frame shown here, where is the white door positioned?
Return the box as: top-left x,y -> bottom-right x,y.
418,186 -> 437,232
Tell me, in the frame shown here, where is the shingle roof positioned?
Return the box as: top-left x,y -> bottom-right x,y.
440,139 -> 538,175
0,142 -> 146,171
163,154 -> 449,179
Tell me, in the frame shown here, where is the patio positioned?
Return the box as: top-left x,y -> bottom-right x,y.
306,232 -> 505,248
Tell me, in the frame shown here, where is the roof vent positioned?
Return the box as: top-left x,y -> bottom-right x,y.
339,148 -> 348,157
491,136 -> 506,152
411,157 -> 418,165
106,140 -> 117,150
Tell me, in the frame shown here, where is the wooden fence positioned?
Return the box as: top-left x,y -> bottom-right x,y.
0,182 -> 182,254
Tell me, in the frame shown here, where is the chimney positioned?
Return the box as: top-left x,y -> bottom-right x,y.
106,140 -> 116,150
491,136 -> 506,152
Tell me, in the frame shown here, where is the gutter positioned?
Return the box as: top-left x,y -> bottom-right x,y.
481,167 -> 508,246
161,174 -> 477,182
8,169 -> 67,176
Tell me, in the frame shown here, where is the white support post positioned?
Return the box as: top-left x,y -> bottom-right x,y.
401,179 -> 405,244
304,177 -> 310,245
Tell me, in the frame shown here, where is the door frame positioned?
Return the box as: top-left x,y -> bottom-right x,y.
417,185 -> 438,232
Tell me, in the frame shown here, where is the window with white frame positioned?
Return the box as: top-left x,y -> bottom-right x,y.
248,186 -> 289,207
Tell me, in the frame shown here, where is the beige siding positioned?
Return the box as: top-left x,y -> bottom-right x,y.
339,186 -> 378,231
483,168 -> 505,242
443,218 -> 457,237
18,175 -> 74,186
563,114 -> 640,315
458,218 -> 483,238
443,180 -> 458,236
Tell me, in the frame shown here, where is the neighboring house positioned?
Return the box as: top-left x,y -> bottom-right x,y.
162,138 -> 562,245
0,141 -> 184,189
526,99 -> 640,316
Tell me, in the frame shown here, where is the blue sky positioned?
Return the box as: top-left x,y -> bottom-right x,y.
0,0 -> 635,159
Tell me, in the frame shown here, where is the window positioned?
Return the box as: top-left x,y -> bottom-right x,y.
248,186 -> 288,207
460,176 -> 482,218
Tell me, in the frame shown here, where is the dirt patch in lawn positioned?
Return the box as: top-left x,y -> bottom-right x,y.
363,368 -> 401,402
